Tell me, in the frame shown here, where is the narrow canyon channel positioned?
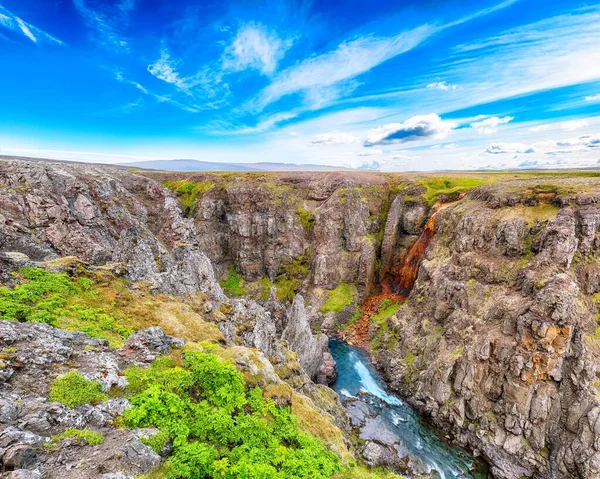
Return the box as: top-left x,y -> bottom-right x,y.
330,338 -> 486,479
332,195 -> 487,478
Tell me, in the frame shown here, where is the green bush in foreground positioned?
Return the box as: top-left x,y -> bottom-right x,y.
124,351 -> 342,479
49,371 -> 108,407
50,427 -> 104,446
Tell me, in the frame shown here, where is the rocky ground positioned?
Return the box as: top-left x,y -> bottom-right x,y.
3,156 -> 600,478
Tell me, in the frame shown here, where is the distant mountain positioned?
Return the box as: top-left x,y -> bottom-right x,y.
120,159 -> 352,172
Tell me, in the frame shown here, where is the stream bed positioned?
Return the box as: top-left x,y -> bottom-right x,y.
329,338 -> 486,479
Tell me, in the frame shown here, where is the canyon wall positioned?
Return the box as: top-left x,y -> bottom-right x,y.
154,171 -> 600,479
4,158 -> 600,478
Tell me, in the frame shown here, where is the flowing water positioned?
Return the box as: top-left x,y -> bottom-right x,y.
330,338 -> 486,479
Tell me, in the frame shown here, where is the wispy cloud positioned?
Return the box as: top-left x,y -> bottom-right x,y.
113,68 -> 204,113
202,111 -> 298,135
252,24 -> 437,110
485,134 -> 600,155
73,0 -> 136,50
365,113 -> 456,146
311,132 -> 358,145
443,8 -> 600,106
426,81 -> 457,91
585,94 -> 600,102
222,22 -> 294,76
528,119 -> 589,133
470,115 -> 513,134
0,6 -> 64,46
146,48 -> 230,107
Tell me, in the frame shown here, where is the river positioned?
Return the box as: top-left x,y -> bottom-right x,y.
329,338 -> 486,479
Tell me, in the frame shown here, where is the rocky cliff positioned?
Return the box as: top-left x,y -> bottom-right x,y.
5,157 -> 600,479
151,170 -> 600,479
0,158 -> 358,479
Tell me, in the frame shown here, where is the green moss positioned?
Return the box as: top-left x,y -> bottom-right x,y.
372,302 -> 400,324
297,207 -> 316,234
448,345 -> 465,360
219,266 -> 247,297
50,427 -> 104,446
49,371 -> 108,408
320,283 -> 357,314
162,180 -> 214,215
417,177 -> 488,207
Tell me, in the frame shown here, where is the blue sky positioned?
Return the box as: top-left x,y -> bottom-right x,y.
0,0 -> 599,170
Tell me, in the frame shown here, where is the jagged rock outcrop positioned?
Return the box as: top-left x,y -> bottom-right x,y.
282,295 -> 337,384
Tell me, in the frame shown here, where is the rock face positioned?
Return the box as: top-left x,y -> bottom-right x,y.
282,295 -> 336,384
370,181 -> 600,479
0,158 -> 223,299
0,159 -> 338,376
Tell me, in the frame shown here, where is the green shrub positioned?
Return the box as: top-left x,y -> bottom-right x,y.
220,266 -> 246,297
49,371 -> 108,407
50,427 -> 104,446
297,207 -> 316,234
320,283 -> 357,314
123,351 -> 342,479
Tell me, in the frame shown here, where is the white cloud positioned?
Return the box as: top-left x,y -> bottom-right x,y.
358,149 -> 383,156
561,119 -> 588,131
222,23 -> 293,76
351,159 -> 381,170
431,143 -> 459,149
311,132 -> 358,145
0,6 -> 63,45
253,24 -> 437,110
15,18 -> 35,42
586,94 -> 600,102
485,134 -> 600,155
73,0 -> 136,49
426,81 -> 457,91
146,49 -> 229,105
203,112 -> 297,135
528,119 -> 589,132
485,142 -> 531,154
470,116 -> 513,134
443,9 -> 600,108
365,113 -> 456,146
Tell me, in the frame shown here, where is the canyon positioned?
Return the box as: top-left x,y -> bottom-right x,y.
2,157 -> 600,479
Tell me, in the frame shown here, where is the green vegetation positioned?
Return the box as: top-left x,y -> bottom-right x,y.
50,427 -> 104,446
297,207 -> 316,234
320,283 -> 357,314
162,180 -> 214,215
417,177 -> 488,206
372,302 -> 400,324
123,352 -> 343,479
333,466 -> 403,479
274,251 -> 312,302
49,371 -> 108,407
220,266 -> 247,297
0,267 -> 77,324
0,267 -> 134,346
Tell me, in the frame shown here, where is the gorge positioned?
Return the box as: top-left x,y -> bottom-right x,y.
2,157 -> 600,479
